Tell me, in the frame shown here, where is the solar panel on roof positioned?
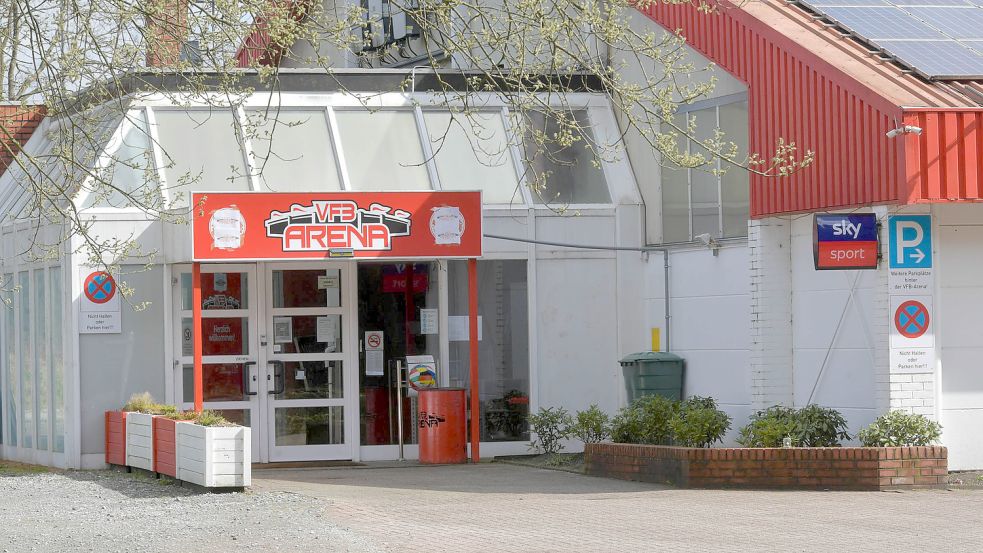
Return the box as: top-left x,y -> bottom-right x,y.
906,7 -> 983,39
797,0 -> 983,79
888,0 -> 972,5
799,0 -> 889,5
819,6 -> 943,39
877,40 -> 983,78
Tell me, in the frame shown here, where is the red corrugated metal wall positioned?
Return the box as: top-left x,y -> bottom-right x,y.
904,109 -> 983,203
638,4 -> 906,217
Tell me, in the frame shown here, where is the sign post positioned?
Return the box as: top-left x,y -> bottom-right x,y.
887,214 -> 935,374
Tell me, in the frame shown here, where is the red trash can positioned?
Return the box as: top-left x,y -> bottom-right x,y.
417,388 -> 467,464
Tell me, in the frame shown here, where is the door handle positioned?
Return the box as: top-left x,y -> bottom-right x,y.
243,361 -> 258,396
268,360 -> 285,395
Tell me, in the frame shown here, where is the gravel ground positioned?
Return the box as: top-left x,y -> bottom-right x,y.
0,464 -> 381,553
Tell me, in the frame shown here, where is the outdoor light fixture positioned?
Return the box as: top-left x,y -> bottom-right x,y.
885,125 -> 923,139
695,233 -> 721,256
328,248 -> 355,258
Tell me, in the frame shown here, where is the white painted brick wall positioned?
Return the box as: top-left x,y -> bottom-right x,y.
749,218 -> 793,410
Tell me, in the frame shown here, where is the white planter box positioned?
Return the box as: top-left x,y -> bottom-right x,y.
176,424 -> 251,488
124,412 -> 154,472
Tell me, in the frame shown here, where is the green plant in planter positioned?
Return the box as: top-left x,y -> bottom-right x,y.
670,396 -> 731,448
528,407 -> 573,455
569,404 -> 610,444
737,404 -> 850,447
795,404 -> 850,447
857,410 -> 942,447
610,395 -> 678,445
122,392 -> 179,416
737,406 -> 799,447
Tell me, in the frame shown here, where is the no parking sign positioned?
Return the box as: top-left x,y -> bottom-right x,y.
80,269 -> 121,334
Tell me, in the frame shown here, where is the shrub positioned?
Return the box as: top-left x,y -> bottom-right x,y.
737,404 -> 851,447
122,392 -> 155,413
670,396 -> 732,448
528,407 -> 573,455
194,410 -> 233,427
609,405 -> 645,444
569,404 -> 610,444
122,392 -> 179,416
857,411 -> 942,447
737,406 -> 800,447
609,395 -> 679,445
795,404 -> 850,447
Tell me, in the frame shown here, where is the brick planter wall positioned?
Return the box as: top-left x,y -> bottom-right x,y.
584,443 -> 948,490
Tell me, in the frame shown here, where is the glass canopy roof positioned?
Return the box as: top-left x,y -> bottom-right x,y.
0,95 -> 620,221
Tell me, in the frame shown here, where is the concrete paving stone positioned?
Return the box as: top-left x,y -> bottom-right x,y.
252,462 -> 983,553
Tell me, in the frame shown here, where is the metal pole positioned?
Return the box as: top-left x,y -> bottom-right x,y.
468,258 -> 480,463
192,262 -> 203,413
395,359 -> 405,461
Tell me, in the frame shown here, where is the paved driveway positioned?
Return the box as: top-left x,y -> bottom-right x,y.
253,463 -> 983,552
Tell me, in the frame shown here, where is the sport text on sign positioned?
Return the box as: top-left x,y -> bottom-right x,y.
813,213 -> 879,270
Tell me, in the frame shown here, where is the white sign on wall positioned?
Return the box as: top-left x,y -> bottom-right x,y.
79,269 -> 121,334
365,330 -> 384,376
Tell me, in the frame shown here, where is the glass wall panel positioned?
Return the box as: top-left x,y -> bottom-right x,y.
244,109 -> 342,192
448,260 -> 530,442
182,317 -> 250,356
3,273 -> 15,445
423,111 -> 522,204
34,270 -> 48,451
154,110 -> 250,206
272,269 -> 341,308
690,108 -> 720,239
523,111 -> 610,204
18,271 -> 32,449
659,99 -> 749,242
50,267 -> 64,453
182,363 -> 249,402
275,407 -> 344,446
720,101 -> 750,238
357,262 -> 439,446
335,110 -> 431,190
83,109 -> 161,208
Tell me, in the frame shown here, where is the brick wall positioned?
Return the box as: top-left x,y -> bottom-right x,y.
0,104 -> 45,174
585,443 -> 947,490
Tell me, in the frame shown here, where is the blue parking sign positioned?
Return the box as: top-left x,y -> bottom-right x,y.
888,215 -> 932,269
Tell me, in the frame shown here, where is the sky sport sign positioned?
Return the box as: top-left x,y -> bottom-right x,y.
813,213 -> 879,270
192,191 -> 482,261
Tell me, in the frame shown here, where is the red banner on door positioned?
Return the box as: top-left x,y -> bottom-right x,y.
192,191 -> 482,261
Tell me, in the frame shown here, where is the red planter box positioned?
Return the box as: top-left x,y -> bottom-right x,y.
153,417 -> 181,477
585,443 -> 948,490
104,411 -> 127,466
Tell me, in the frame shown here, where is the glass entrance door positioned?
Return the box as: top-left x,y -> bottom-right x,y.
173,264 -> 261,461
264,263 -> 355,461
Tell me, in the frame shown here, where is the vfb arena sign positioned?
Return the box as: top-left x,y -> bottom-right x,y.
813,213 -> 879,270
192,191 -> 482,261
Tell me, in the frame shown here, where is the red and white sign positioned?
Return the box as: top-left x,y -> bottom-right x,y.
889,296 -> 934,349
192,192 -> 482,261
80,269 -> 121,334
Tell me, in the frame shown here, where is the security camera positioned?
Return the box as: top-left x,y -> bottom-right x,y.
885,125 -> 923,138
695,233 -> 720,255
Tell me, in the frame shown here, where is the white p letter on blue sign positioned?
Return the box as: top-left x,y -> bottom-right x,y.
889,215 -> 932,269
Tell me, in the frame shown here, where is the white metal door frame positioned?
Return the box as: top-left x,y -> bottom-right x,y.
261,261 -> 358,462
171,262 -> 263,461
